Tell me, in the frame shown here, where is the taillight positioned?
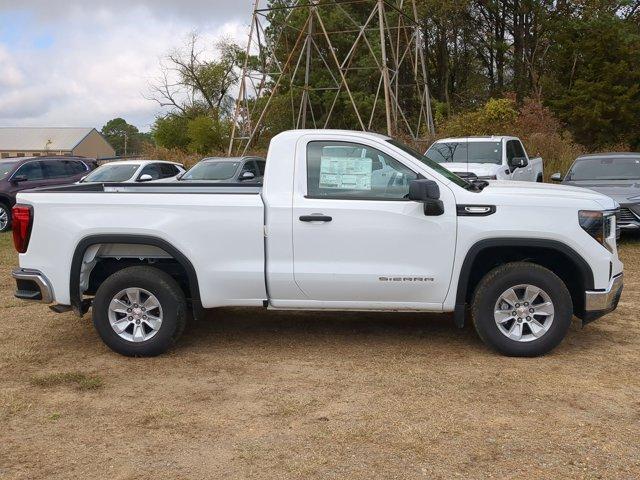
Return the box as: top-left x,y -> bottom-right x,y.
12,205 -> 33,253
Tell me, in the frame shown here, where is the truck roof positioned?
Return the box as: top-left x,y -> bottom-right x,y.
432,136 -> 518,143
271,129 -> 392,143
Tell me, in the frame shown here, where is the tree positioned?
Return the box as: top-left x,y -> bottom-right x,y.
101,118 -> 151,157
152,115 -> 190,151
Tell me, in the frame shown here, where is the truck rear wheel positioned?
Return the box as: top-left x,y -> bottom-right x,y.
471,262 -> 572,357
92,266 -> 186,356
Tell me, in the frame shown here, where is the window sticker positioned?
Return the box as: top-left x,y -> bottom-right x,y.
319,156 -> 372,190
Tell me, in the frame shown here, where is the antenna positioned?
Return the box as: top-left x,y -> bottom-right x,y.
228,0 -> 434,155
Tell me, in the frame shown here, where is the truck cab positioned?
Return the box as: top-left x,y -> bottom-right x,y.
426,136 -> 544,182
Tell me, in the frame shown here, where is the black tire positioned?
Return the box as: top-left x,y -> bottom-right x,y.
0,203 -> 11,232
471,262 -> 573,357
92,266 -> 187,356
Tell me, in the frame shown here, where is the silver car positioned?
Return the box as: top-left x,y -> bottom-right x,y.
552,152 -> 640,231
179,156 -> 266,183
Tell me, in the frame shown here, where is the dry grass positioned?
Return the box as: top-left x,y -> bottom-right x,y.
30,371 -> 103,391
0,231 -> 639,479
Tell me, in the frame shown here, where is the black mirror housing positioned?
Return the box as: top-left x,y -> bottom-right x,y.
409,179 -> 440,201
510,156 -> 528,168
409,179 -> 444,216
11,175 -> 27,184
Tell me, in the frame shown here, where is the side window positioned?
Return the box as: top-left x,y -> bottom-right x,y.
139,164 -> 161,180
256,160 -> 266,176
306,141 -> 417,199
14,161 -> 45,181
159,163 -> 178,178
67,161 -> 88,175
241,160 -> 258,176
43,161 -> 69,178
513,141 -> 526,158
506,140 -> 516,162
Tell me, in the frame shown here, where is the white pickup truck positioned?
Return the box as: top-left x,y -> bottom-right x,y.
11,130 -> 622,357
426,136 -> 544,182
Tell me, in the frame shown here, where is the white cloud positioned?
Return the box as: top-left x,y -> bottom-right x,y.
0,1 -> 251,131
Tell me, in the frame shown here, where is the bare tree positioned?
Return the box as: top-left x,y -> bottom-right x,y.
147,33 -> 243,118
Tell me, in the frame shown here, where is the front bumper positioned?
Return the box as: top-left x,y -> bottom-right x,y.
582,273 -> 623,324
12,268 -> 54,304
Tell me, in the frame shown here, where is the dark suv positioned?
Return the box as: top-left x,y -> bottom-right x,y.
0,156 -> 97,231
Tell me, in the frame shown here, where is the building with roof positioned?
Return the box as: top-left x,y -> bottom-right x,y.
0,127 -> 115,159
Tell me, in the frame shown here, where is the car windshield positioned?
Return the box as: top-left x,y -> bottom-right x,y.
568,156 -> 640,181
182,161 -> 239,181
386,139 -> 470,189
0,160 -> 19,179
426,141 -> 502,165
83,164 -> 139,182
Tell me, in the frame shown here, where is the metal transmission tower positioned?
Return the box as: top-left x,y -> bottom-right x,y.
228,0 -> 434,155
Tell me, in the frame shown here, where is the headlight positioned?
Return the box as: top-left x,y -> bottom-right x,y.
579,210 -> 617,253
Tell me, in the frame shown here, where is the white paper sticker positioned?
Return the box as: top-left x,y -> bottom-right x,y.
319,156 -> 372,190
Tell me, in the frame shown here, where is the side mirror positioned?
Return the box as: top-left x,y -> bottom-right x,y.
11,175 -> 27,184
510,156 -> 528,169
408,179 -> 444,216
240,171 -> 255,181
138,174 -> 153,182
550,172 -> 562,182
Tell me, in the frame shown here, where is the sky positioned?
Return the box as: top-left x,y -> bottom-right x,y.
0,0 -> 251,131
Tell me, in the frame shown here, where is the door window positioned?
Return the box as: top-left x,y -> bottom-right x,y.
241,160 -> 258,176
42,160 -> 70,179
506,140 -> 516,163
139,164 -> 161,180
306,141 -> 417,199
14,161 -> 44,181
256,160 -> 266,176
159,163 -> 179,178
66,161 -> 88,175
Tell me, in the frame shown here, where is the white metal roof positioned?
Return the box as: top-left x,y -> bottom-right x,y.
0,127 -> 96,151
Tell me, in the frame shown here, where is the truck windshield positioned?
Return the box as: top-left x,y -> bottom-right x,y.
568,156 -> 640,180
426,141 -> 502,165
386,139 -> 470,189
83,164 -> 139,182
182,161 -> 239,181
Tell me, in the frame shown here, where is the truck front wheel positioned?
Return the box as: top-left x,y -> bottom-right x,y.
92,266 -> 187,356
471,262 -> 573,356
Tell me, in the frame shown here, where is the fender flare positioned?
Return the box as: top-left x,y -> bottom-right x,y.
453,238 -> 595,328
69,234 -> 202,316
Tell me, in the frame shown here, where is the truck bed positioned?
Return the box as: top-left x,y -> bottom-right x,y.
15,181 -> 267,307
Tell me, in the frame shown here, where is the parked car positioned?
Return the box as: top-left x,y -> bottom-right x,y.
551,152 -> 640,231
179,156 -> 266,183
0,156 -> 97,231
11,130 -> 622,358
426,136 -> 544,182
80,160 -> 185,184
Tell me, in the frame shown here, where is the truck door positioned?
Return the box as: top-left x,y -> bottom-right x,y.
291,138 -> 457,308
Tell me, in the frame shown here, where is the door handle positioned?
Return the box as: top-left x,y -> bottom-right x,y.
299,214 -> 332,222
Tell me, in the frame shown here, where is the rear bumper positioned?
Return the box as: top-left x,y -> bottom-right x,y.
582,273 -> 623,324
12,268 -> 54,304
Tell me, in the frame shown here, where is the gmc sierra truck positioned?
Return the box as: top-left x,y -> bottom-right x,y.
426,136 -> 544,182
11,130 -> 622,357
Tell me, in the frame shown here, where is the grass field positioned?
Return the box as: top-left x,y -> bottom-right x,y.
1,231 -> 639,479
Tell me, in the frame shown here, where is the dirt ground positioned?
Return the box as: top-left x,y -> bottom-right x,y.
0,232 -> 639,480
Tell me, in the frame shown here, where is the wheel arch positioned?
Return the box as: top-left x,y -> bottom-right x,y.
70,234 -> 202,317
454,238 -> 594,328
